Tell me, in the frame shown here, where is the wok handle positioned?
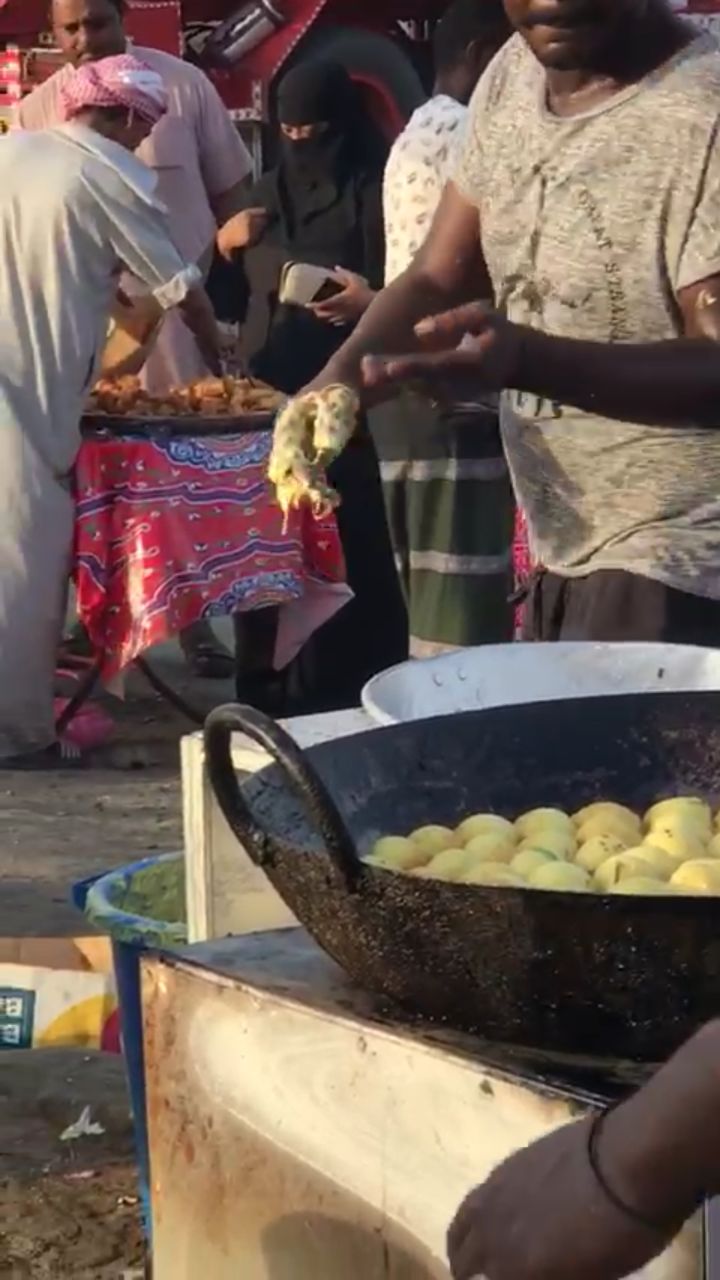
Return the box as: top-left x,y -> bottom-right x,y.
203,703 -> 362,891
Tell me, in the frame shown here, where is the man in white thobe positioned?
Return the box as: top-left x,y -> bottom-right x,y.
0,54 -> 219,766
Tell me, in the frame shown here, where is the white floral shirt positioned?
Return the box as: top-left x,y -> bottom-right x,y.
382,94 -> 467,284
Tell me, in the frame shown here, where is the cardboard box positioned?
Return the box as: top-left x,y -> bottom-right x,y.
0,938 -> 119,1052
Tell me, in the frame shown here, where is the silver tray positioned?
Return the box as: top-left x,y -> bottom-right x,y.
362,641 -> 720,725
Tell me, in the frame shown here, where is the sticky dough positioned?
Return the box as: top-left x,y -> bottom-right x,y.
268,384 -> 359,529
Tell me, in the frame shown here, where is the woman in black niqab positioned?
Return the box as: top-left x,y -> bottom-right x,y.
243,59 -> 385,392
232,60 -> 408,715
272,61 -> 360,240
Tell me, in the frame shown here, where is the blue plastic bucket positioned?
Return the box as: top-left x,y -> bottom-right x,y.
72,852 -> 186,1235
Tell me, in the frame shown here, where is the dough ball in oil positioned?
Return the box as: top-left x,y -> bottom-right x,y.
420,848 -> 471,882
643,827 -> 707,867
460,862 -> 526,888
454,813 -> 516,846
464,833 -> 516,865
514,808 -> 573,840
575,835 -> 628,874
573,802 -> 640,830
511,848 -> 560,879
576,813 -> 640,846
368,837 -> 428,871
517,829 -> 576,860
625,844 -> 677,879
706,832 -> 720,859
609,877 -> 675,897
594,852 -> 665,893
645,797 -> 711,838
528,863 -> 590,893
670,859 -> 720,895
409,825 -> 456,857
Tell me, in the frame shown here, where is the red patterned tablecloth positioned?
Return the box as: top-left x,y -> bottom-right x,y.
73,431 -> 350,681
513,508 -> 532,637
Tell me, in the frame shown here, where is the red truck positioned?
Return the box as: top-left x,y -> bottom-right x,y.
0,0 -> 451,153
3,2 -> 719,150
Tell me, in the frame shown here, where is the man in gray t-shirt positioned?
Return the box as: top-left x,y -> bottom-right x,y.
308,0 -> 720,646
454,24 -> 720,610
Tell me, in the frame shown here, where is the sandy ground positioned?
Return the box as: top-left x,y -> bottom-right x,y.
2,644 -> 235,938
0,643 -> 238,1277
0,1051 -> 142,1279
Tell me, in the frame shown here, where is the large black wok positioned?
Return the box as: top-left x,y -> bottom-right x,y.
204,692 -> 720,1062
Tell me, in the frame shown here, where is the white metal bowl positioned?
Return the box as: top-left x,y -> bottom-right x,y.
361,642 -> 720,726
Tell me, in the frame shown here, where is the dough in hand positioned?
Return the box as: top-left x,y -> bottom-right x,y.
464,833 -> 516,865
670,859 -> 720,895
514,808 -> 573,839
409,825 -> 456,857
454,813 -> 516,845
528,863 -> 590,892
575,835 -> 628,873
369,836 -> 428,871
609,877 -> 675,896
460,862 -> 526,887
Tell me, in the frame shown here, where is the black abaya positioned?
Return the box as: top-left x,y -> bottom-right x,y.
234,62 -> 408,712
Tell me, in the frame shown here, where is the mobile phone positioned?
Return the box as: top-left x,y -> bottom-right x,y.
312,277 -> 345,303
279,262 -> 342,307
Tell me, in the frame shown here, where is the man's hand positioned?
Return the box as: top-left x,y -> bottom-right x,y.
308,269 -> 375,327
361,302 -> 524,398
447,1118 -> 674,1280
179,286 -> 223,375
216,208 -> 268,261
298,302 -> 516,404
448,1020 -> 720,1280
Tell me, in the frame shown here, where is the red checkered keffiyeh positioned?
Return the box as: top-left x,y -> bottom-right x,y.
59,53 -> 168,127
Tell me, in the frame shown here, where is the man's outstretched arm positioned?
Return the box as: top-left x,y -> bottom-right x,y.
305,182 -> 491,391
362,295 -> 720,428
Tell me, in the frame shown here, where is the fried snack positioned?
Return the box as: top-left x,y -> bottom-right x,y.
86,375 -> 283,419
238,384 -> 283,413
268,383 -> 359,528
191,376 -> 233,400
90,375 -> 143,414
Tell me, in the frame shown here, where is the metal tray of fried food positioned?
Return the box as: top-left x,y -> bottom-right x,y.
80,409 -> 277,440
81,374 -> 283,439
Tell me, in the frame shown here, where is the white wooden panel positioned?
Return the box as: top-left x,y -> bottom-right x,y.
182,710 -> 374,942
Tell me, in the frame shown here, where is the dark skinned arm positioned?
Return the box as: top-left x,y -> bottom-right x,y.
305,181 -> 491,392
364,280 -> 720,428
448,1020 -> 720,1280
514,275 -> 720,427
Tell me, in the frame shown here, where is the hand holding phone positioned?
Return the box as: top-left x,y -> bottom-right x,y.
308,269 -> 376,327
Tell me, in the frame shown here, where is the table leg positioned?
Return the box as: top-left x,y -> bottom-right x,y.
133,655 -> 207,726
